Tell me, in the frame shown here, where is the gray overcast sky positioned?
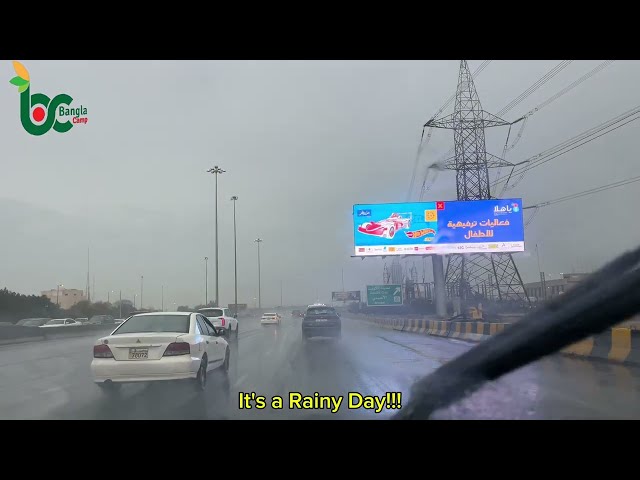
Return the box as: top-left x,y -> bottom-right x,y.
1,60 -> 639,308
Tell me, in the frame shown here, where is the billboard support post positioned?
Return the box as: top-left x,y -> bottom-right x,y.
432,255 -> 446,318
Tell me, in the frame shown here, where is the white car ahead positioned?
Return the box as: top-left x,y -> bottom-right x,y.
261,312 -> 281,326
198,308 -> 238,338
40,318 -> 83,328
91,312 -> 230,393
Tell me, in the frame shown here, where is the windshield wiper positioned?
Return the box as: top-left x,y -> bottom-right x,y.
393,244 -> 640,420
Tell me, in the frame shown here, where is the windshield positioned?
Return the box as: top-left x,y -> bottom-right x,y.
3,59 -> 640,421
46,320 -> 65,325
113,315 -> 190,334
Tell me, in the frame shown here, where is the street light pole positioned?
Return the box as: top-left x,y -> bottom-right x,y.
207,166 -> 225,307
140,275 -> 144,310
205,257 -> 209,305
254,238 -> 263,309
280,280 -> 283,308
119,290 -> 122,318
231,196 -> 238,318
56,284 -> 62,306
162,285 -> 164,311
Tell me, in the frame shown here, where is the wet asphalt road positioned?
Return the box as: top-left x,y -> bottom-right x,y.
1,314 -> 640,419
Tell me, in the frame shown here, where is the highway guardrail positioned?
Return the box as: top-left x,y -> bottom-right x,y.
356,314 -> 640,367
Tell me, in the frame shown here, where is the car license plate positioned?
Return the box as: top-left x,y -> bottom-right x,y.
129,348 -> 148,359
316,318 -> 328,322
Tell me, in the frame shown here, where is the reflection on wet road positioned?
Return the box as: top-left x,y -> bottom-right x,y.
1,314 -> 639,419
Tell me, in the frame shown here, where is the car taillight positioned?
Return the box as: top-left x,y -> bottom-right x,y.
93,344 -> 113,358
163,342 -> 191,356
219,317 -> 225,326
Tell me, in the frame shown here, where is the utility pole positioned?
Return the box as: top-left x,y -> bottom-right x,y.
140,275 -> 144,310
342,268 -> 345,291
207,166 -> 225,307
231,196 -> 239,318
280,280 -> 283,308
86,247 -> 91,303
162,285 -> 164,311
424,60 -> 530,316
119,290 -> 122,318
204,257 -> 208,305
254,238 -> 263,309
536,244 -> 547,300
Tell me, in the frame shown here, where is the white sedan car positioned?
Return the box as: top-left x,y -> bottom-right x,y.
40,318 -> 83,328
91,312 -> 230,393
261,312 -> 281,326
198,307 -> 238,338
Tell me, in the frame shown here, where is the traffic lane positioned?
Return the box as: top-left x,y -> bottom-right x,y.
0,316 -> 266,420
13,313 -> 640,419
225,317 -> 640,419
0,333 -> 110,420
358,321 -> 640,419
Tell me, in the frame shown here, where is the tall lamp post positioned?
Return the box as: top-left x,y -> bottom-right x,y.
207,166 -> 225,307
161,285 -> 164,311
254,238 -> 263,309
231,196 -> 238,317
204,257 -> 209,305
119,290 -> 122,318
140,275 -> 144,310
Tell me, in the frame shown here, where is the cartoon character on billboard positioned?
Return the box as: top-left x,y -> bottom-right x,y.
357,213 -> 412,240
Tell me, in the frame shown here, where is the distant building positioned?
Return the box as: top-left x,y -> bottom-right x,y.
41,288 -> 86,310
524,273 -> 589,301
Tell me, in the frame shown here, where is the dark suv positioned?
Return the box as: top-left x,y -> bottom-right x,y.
302,305 -> 341,341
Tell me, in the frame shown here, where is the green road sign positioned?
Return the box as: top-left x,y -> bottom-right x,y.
366,284 -> 402,306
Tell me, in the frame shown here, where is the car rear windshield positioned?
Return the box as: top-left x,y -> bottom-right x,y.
114,315 -> 190,334
306,307 -> 336,316
47,319 -> 66,325
199,309 -> 224,317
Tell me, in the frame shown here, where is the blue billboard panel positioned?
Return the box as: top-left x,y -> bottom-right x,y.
353,199 -> 525,256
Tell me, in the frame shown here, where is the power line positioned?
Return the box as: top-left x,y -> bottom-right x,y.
495,61 -> 615,191
519,60 -> 614,119
493,105 -> 640,190
497,61 -> 572,117
524,174 -> 640,210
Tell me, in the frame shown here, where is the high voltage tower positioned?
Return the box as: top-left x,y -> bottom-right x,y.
425,60 -> 530,306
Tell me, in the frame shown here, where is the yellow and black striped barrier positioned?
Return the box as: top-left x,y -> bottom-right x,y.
358,315 -> 640,367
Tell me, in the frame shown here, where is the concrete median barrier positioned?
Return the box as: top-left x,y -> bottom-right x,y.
0,324 -> 117,346
562,328 -> 640,366
357,313 -> 640,367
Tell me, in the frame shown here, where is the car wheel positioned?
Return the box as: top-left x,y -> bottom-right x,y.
388,226 -> 395,239
194,359 -> 207,391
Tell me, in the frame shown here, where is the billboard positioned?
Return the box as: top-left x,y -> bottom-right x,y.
332,291 -> 361,302
367,285 -> 402,306
353,198 -> 525,256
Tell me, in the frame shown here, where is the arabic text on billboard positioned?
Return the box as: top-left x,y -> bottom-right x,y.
353,199 -> 525,256
366,285 -> 402,306
332,291 -> 361,302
